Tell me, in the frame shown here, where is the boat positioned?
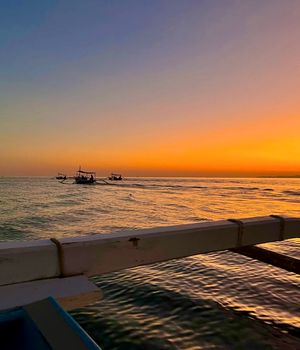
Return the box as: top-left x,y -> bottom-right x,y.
75,167 -> 96,184
0,297 -> 101,350
56,173 -> 67,180
108,173 -> 122,181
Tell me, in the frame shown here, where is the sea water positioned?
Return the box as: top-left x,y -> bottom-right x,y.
0,177 -> 300,349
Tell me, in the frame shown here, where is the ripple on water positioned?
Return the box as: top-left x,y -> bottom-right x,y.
72,254 -> 300,349
1,177 -> 300,348
283,190 -> 300,196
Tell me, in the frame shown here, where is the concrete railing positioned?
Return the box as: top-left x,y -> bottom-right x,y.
1,215 -> 299,287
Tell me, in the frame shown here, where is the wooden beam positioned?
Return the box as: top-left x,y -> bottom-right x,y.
230,246 -> 300,274
0,216 -> 299,286
0,275 -> 102,311
58,216 -> 300,277
0,240 -> 59,286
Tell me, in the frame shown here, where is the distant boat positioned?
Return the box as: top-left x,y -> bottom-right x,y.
56,173 -> 67,180
108,173 -> 123,181
75,167 -> 96,184
56,167 -> 123,185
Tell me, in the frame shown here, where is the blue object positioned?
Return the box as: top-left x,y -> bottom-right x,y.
0,297 -> 101,350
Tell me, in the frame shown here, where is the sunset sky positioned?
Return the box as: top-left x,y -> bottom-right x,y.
1,0 -> 299,176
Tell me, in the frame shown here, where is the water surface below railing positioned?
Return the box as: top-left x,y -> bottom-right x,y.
1,177 -> 300,349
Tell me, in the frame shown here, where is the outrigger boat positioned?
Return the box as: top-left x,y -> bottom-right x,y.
75,167 -> 96,184
56,167 -> 122,185
56,173 -> 67,180
108,173 -> 122,181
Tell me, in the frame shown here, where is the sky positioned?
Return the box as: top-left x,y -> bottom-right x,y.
1,0 -> 300,176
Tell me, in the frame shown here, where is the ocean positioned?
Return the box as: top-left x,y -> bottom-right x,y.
0,177 -> 300,349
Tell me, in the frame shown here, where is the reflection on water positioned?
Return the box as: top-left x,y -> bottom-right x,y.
0,177 -> 300,348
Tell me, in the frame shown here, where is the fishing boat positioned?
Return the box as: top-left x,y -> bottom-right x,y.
108,173 -> 122,181
56,173 -> 67,180
75,168 -> 96,184
56,167 -> 122,185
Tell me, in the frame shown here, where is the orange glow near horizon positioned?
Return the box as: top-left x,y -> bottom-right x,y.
2,113 -> 299,177
1,2 -> 300,177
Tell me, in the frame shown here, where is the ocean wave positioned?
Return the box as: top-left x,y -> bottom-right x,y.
186,216 -> 208,222
0,224 -> 31,241
225,186 -> 259,191
1,176 -> 300,349
283,190 -> 300,196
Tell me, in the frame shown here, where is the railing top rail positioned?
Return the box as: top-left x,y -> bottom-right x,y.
0,215 -> 299,287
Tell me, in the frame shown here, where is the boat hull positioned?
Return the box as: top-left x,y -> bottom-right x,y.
0,297 -> 101,349
74,177 -> 95,184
